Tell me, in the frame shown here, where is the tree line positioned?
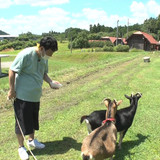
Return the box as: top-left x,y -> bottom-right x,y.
0,14 -> 160,51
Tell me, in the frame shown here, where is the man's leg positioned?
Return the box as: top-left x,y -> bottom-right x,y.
17,134 -> 29,160
27,131 -> 45,149
17,134 -> 24,147
28,132 -> 34,141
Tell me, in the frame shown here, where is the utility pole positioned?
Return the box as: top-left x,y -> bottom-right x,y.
70,35 -> 72,54
127,19 -> 129,39
116,20 -> 119,46
69,28 -> 72,53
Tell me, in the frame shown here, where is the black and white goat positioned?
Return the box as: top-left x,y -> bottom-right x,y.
81,92 -> 142,149
81,98 -> 122,160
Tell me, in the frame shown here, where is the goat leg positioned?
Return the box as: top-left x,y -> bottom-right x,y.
118,129 -> 128,149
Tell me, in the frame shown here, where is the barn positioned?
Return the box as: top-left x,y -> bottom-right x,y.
126,31 -> 160,51
0,30 -> 18,41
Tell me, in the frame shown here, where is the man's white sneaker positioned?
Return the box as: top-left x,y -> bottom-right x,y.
18,147 -> 29,160
27,139 -> 45,149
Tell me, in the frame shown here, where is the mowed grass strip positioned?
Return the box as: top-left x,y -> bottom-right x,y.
0,49 -> 160,160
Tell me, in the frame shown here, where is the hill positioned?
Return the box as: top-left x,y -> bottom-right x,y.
0,30 -> 9,35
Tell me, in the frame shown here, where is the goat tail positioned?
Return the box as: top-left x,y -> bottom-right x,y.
80,115 -> 89,124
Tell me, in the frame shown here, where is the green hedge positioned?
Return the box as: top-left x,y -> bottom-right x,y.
0,40 -> 37,51
103,45 -> 114,52
114,44 -> 129,52
89,41 -> 113,48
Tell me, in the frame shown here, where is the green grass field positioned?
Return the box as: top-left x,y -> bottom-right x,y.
0,43 -> 160,160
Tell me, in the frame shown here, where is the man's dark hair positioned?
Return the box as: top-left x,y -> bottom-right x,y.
40,36 -> 58,52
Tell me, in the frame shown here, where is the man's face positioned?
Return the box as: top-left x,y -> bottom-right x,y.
45,49 -> 54,57
40,47 -> 54,57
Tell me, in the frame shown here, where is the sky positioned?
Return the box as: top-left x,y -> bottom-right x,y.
0,0 -> 160,36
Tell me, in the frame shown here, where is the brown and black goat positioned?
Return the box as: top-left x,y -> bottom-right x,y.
80,92 -> 142,149
81,98 -> 122,160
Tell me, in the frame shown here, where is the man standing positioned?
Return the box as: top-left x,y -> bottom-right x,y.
8,36 -> 60,160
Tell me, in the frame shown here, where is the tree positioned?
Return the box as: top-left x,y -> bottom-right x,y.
88,33 -> 101,40
65,27 -> 88,41
156,15 -> 160,31
142,18 -> 157,33
71,31 -> 89,49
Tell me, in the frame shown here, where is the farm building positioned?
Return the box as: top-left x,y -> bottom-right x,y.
101,36 -> 126,45
0,30 -> 18,41
126,31 -> 160,51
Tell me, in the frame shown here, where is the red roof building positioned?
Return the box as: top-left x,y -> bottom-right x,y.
101,36 -> 126,45
126,31 -> 160,51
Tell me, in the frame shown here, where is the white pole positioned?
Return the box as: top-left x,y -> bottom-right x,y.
116,20 -> 119,46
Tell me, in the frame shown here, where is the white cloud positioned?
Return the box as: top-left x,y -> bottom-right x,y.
0,7 -> 71,35
39,7 -> 69,17
130,0 -> 160,24
1,0 -> 160,35
73,8 -> 127,29
0,0 -> 69,8
14,0 -> 69,6
130,1 -> 148,23
82,8 -> 108,21
147,0 -> 160,16
0,7 -> 129,35
0,0 -> 13,8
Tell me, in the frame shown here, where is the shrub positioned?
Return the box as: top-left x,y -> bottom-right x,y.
114,44 -> 129,52
89,41 -> 106,48
105,41 -> 113,47
68,31 -> 89,49
0,40 -> 37,51
89,40 -> 113,48
103,45 -> 114,52
88,34 -> 101,40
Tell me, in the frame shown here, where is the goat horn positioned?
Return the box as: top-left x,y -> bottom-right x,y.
104,98 -> 111,106
113,99 -> 117,104
103,98 -> 111,102
137,92 -> 142,96
131,92 -> 134,97
103,98 -> 108,101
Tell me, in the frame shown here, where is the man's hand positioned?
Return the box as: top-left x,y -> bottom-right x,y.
7,89 -> 16,100
49,81 -> 62,89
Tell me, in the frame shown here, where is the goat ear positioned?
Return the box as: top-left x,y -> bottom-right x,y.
125,94 -> 131,100
117,100 -> 123,106
104,98 -> 110,106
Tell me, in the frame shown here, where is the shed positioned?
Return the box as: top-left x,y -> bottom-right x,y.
0,35 -> 18,41
126,31 -> 160,51
0,30 -> 18,41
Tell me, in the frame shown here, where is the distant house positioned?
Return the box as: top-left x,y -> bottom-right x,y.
0,30 -> 18,41
126,31 -> 160,51
101,36 -> 126,45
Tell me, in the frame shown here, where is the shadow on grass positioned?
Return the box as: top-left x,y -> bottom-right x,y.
0,73 -> 8,78
114,133 -> 149,160
32,137 -> 82,155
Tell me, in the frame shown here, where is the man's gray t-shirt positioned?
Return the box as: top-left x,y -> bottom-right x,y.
10,47 -> 48,102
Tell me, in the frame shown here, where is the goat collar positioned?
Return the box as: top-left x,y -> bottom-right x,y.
102,118 -> 116,124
